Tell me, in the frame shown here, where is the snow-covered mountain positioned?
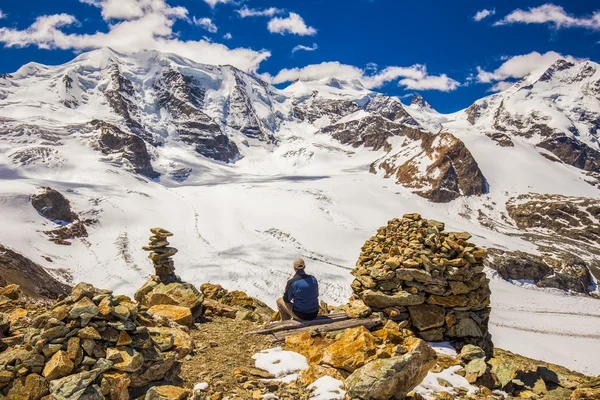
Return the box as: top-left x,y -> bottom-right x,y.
1,48 -> 599,374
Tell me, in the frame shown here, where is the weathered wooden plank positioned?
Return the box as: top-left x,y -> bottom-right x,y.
246,312 -> 350,335
269,316 -> 382,343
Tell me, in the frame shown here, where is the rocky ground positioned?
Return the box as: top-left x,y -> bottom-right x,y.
1,223 -> 599,400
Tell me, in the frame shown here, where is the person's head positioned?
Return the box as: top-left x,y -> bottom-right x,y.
293,258 -> 306,272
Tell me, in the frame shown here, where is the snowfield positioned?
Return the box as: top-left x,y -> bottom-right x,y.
0,49 -> 599,376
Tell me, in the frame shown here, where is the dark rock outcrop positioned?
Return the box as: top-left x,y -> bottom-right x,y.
379,132 -> 488,202
153,68 -> 240,162
537,136 -> 600,172
506,194 -> 600,245
0,244 -> 70,299
104,64 -> 149,142
366,94 -> 419,126
91,120 -> 159,178
293,94 -> 361,124
486,250 -> 593,294
31,188 -> 77,224
321,116 -> 410,151
485,132 -> 514,147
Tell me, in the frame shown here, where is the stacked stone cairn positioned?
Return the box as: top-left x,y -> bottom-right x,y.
349,214 -> 493,354
135,228 -> 204,323
143,228 -> 178,280
0,282 -> 194,399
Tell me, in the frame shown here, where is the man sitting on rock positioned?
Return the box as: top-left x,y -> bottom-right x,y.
276,258 -> 319,321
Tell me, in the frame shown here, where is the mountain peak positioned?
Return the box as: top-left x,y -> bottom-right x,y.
410,93 -> 436,112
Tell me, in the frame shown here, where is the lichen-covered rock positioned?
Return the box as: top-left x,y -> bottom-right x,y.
345,337 -> 436,400
320,327 -> 379,372
285,332 -> 334,365
147,305 -> 193,327
43,350 -> 74,381
135,279 -> 203,318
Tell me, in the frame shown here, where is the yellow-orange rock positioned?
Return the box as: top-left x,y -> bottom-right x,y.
145,385 -> 190,400
285,332 -> 334,365
571,388 -> 600,400
147,326 -> 193,359
345,337 -> 436,400
320,326 -> 380,372
297,365 -> 345,386
0,284 -> 20,300
147,305 -> 193,327
43,350 -> 74,381
100,372 -> 131,400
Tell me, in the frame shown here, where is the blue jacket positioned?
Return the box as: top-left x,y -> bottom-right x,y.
284,270 -> 319,314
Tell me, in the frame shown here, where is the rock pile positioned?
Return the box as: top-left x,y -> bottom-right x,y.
0,282 -> 193,399
200,283 -> 275,323
349,214 -> 492,354
135,228 -> 204,326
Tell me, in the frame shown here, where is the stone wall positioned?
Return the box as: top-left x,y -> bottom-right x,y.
350,214 -> 492,354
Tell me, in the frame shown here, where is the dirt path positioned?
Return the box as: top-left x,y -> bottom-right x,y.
180,317 -> 309,399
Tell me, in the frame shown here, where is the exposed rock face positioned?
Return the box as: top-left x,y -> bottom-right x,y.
0,244 -> 70,299
486,249 -> 592,294
9,146 -> 65,167
30,187 -> 93,245
537,136 -> 600,172
91,120 -> 159,178
506,194 -> 600,246
366,93 -> 419,126
154,68 -> 240,162
293,94 -> 361,124
476,193 -> 600,294
378,132 -> 488,202
104,63 -> 148,142
321,115 -> 410,152
485,132 -> 514,147
350,214 -> 493,354
30,187 -> 77,223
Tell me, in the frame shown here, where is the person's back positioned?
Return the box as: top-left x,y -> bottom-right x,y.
276,258 -> 319,321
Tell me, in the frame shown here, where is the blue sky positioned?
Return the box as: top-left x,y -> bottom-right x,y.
0,0 -> 598,112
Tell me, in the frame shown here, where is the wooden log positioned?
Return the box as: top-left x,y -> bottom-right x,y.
246,312 -> 350,335
270,315 -> 382,343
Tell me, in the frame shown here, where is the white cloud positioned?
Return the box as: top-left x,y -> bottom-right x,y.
223,32 -> 232,39
291,43 -> 318,53
0,10 -> 5,19
0,0 -> 270,73
473,9 -> 495,22
268,13 -> 316,36
264,61 -> 460,91
79,0 -> 185,21
237,6 -> 283,18
193,17 -> 217,33
495,4 -> 600,30
203,0 -> 232,8
476,51 -> 579,83
488,81 -> 515,92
